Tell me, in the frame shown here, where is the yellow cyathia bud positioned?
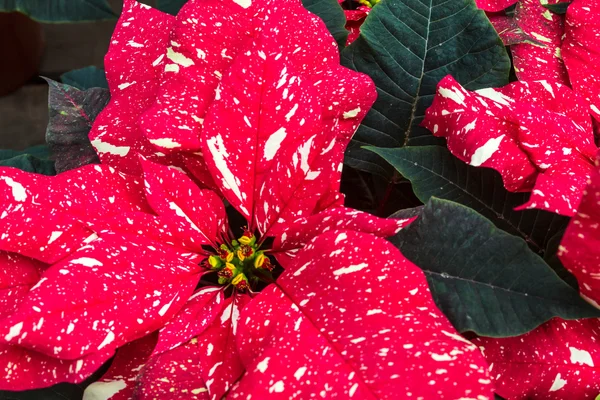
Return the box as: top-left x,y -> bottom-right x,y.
232,273 -> 249,290
238,236 -> 251,245
218,262 -> 237,279
236,249 -> 245,261
208,255 -> 221,269
225,251 -> 234,262
254,252 -> 265,268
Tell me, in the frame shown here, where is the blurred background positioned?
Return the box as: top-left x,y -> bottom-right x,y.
0,0 -> 161,150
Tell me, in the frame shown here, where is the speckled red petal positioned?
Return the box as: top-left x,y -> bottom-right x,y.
230,230 -> 492,399
0,165 -> 149,263
271,206 -> 413,252
140,158 -> 227,247
137,294 -> 251,400
559,152 -> 600,306
562,0 -> 600,122
83,333 -> 159,400
510,0 -> 569,83
0,252 -> 46,320
475,0 -> 518,12
153,287 -> 226,355
0,233 -> 201,361
0,343 -> 112,391
423,75 -> 597,216
88,0 -> 177,176
474,318 -> 600,399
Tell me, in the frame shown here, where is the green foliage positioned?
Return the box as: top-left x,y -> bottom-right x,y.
0,145 -> 55,175
156,0 -> 187,15
302,0 -> 348,48
0,0 -> 116,22
368,145 -> 568,255
341,0 -> 511,178
543,2 -> 571,14
61,67 -> 108,90
390,198 -> 600,337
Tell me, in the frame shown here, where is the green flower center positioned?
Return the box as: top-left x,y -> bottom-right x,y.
357,0 -> 378,8
204,231 -> 274,291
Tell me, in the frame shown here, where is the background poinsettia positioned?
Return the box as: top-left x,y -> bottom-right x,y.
0,0 -> 495,399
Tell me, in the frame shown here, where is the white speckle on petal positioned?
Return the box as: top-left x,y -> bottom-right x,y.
294,366 -> 307,380
5,322 -> 23,341
264,128 -> 287,161
70,258 -> 103,268
470,135 -> 505,167
0,177 -> 27,202
256,357 -> 270,373
333,263 -> 368,276
118,81 -> 136,90
149,138 -> 181,149
97,331 -> 115,350
438,86 -> 465,105
476,88 -> 514,106
48,231 -> 63,244
206,135 -> 246,211
232,0 -> 252,8
285,104 -> 299,122
549,373 -> 567,392
83,380 -> 127,400
569,347 -> 594,366
91,139 -> 130,157
166,47 -> 194,67
335,232 -> 347,245
269,381 -> 284,393
343,107 -> 361,119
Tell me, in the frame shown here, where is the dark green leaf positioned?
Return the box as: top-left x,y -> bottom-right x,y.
390,198 -> 600,337
61,66 -> 108,90
0,0 -> 116,22
544,230 -> 579,290
0,144 -> 50,161
156,0 -> 187,15
44,79 -> 109,173
0,145 -> 55,175
341,166 -> 422,215
388,205 -> 423,219
543,2 -> 571,14
302,0 -> 348,48
341,0 -> 511,178
0,154 -> 55,175
368,145 -> 568,255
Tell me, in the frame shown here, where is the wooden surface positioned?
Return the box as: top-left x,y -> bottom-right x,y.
0,0 -> 159,150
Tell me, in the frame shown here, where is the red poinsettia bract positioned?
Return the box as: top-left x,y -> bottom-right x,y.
477,0 -> 570,84
0,0 -> 493,399
474,317 -> 600,399
423,75 -> 598,216
338,0 -> 372,45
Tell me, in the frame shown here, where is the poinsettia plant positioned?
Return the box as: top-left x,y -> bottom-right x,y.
0,0 -> 496,398
4,0 -> 600,398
